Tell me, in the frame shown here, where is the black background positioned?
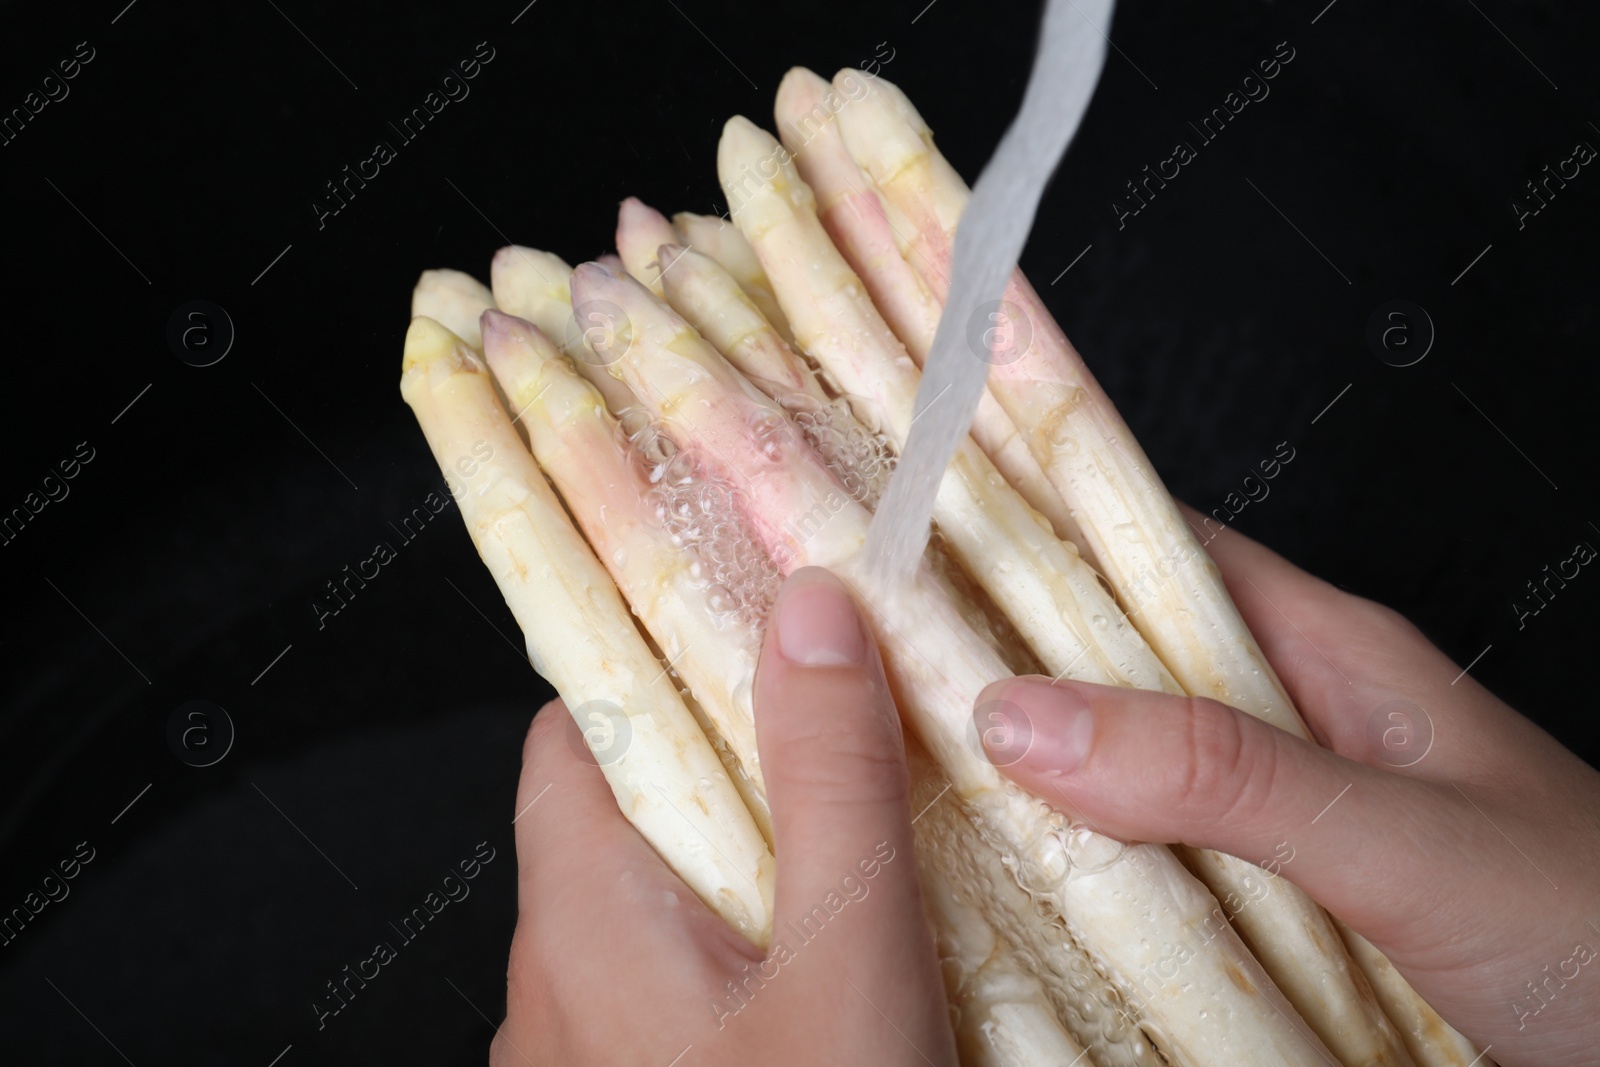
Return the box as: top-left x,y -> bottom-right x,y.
1,0 -> 1596,1063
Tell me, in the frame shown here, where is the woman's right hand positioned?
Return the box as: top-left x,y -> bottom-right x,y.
978,519 -> 1600,1066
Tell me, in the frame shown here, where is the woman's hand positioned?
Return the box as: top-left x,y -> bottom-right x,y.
978,517 -> 1600,1066
493,568 -> 956,1067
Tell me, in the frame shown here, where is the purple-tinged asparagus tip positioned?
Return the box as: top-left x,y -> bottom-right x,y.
479,307 -> 530,349
570,259 -> 631,302
656,242 -> 693,282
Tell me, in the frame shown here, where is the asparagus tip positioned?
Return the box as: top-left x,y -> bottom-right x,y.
401,315 -> 479,379
568,260 -> 626,314
480,309 -> 563,412
717,114 -> 782,184
655,242 -> 691,291
831,67 -> 925,134
491,244 -> 524,273
412,267 -> 489,300
490,245 -> 529,296
482,307 -> 562,359
478,306 -> 524,348
720,113 -> 766,144
491,244 -> 566,290
410,268 -> 495,348
774,66 -> 831,132
618,196 -> 670,229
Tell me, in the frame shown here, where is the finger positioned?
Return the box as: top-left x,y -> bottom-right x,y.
511,700 -> 751,967
978,675 -> 1469,935
1177,503 -> 1526,780
753,568 -> 950,1046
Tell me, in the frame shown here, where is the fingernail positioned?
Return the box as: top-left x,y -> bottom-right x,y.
982,679 -> 1093,774
775,567 -> 867,667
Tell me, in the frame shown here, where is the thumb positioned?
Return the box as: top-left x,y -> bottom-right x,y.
753,567 -> 928,961
977,676 -> 1451,930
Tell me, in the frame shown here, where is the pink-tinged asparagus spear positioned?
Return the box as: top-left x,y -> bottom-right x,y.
652,238 -> 1041,677
715,114 -> 1174,696
833,70 -> 1436,1067
616,197 -> 680,297
481,306 -> 1129,1065
570,260 -> 1335,1066
479,308 -> 774,844
653,242 -> 894,509
772,67 -> 1084,551
489,245 -> 640,417
673,210 -> 796,345
411,269 -> 494,348
400,316 -> 775,945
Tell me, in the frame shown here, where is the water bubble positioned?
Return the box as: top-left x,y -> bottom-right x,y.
625,416 -> 781,629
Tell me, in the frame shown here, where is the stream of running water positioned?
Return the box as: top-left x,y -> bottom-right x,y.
861,0 -> 1113,590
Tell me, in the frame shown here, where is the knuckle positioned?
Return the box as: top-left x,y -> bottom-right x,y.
767,714 -> 909,808
1168,697 -> 1281,833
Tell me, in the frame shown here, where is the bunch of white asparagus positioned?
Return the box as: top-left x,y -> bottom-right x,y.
400,67 -> 1487,1067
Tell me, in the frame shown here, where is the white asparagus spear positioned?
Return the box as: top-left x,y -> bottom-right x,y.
907,745 -> 1159,1067
617,197 -> 680,297
479,308 -> 775,845
1337,923 -> 1490,1067
400,315 -> 775,947
655,243 -> 828,405
772,67 -> 1086,552
571,260 -> 1335,1066
489,244 -> 641,418
715,115 -> 1173,697
484,305 -> 1124,1065
911,766 -> 1092,1067
411,269 -> 495,348
833,70 -> 1428,1067
672,210 -> 796,345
